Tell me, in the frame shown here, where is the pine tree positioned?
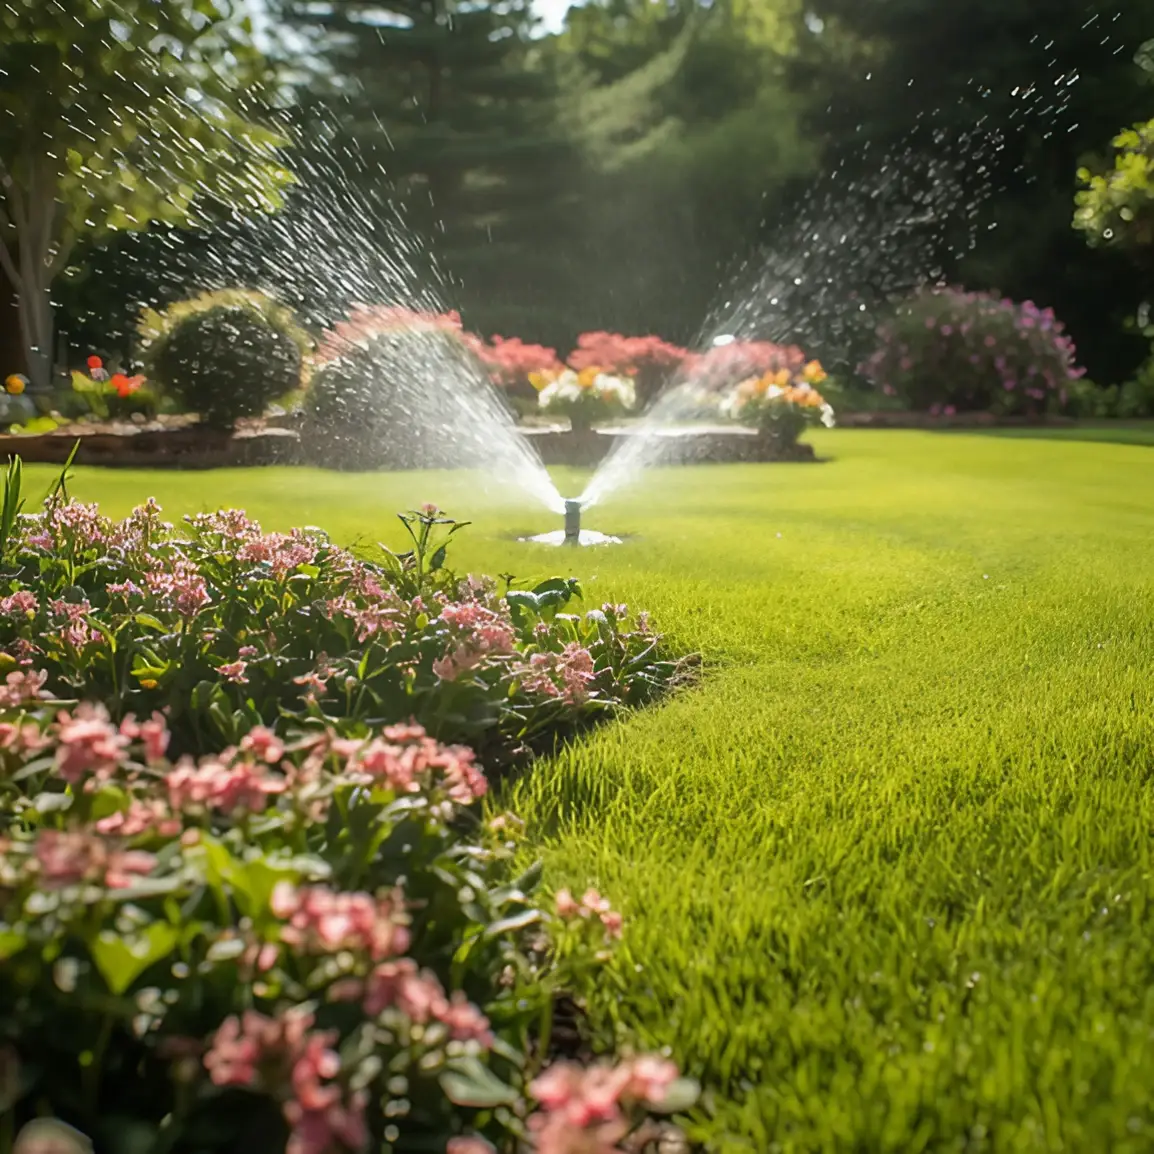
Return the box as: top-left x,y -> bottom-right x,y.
277,0 -> 584,346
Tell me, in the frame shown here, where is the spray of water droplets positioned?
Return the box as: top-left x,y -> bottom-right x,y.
579,11 -> 1138,511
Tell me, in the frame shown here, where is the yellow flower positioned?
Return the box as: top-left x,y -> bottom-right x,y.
772,368 -> 792,388
576,367 -> 600,389
803,360 -> 828,384
528,371 -> 554,392
4,374 -> 26,396
138,678 -> 158,690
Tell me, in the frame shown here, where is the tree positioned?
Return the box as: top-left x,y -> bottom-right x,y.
275,0 -> 586,347
790,0 -> 1154,382
1075,119 -> 1154,251
0,0 -> 293,388
551,0 -> 815,342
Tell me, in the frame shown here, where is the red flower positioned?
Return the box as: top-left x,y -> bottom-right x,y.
87,355 -> 103,371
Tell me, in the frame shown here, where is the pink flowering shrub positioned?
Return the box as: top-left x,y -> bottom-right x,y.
467,336 -> 564,401
566,333 -> 688,404
682,341 -> 811,394
0,690 -> 695,1152
305,306 -> 488,469
860,287 -> 1086,416
0,495 -> 676,767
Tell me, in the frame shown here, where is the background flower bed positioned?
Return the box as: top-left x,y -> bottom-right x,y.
0,468 -> 695,1154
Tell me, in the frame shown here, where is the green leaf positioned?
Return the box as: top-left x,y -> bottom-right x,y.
0,926 -> 28,960
439,1057 -> 519,1108
89,922 -> 178,996
429,544 -> 448,572
32,791 -> 73,814
483,909 -> 542,939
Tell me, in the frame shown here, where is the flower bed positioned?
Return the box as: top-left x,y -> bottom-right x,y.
0,469 -> 695,1154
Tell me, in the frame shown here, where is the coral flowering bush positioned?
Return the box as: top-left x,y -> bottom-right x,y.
314,305 -> 467,367
467,336 -> 564,400
305,306 -> 485,469
861,287 -> 1086,415
0,486 -> 677,768
0,693 -> 694,1153
530,369 -> 637,433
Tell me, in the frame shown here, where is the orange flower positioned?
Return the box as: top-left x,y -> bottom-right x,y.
110,373 -> 144,399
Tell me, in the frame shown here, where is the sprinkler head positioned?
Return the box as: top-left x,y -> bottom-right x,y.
563,499 -> 582,543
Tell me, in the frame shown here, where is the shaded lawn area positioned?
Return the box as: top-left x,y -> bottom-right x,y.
953,419 -> 1154,448
28,429 -> 1154,1153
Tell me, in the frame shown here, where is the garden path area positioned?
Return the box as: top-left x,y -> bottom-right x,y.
45,427 -> 1154,1152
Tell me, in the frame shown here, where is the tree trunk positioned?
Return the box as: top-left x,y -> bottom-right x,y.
1,157 -> 62,393
0,257 -> 24,378
14,267 -> 54,393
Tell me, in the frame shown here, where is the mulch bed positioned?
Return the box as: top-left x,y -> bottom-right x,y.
0,411 -> 1071,471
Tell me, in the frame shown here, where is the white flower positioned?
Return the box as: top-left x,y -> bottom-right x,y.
820,403 -> 836,428
538,370 -> 636,411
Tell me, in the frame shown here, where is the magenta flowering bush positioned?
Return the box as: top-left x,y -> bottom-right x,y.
0,493 -> 677,769
861,287 -> 1086,416
0,690 -> 695,1154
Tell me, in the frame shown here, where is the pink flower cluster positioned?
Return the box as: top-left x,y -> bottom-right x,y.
205,1008 -> 368,1154
316,305 -> 465,365
271,882 -> 411,960
337,723 -> 488,804
333,957 -> 494,1048
528,1057 -> 679,1154
520,644 -> 598,706
145,559 -> 211,618
685,341 -> 808,391
0,668 -> 46,708
34,828 -> 156,890
567,332 -> 687,376
555,887 -> 624,939
237,530 -> 320,576
432,601 -> 517,682
467,334 -> 564,388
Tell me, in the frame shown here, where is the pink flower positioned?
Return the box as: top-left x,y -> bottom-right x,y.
95,797 -> 181,838
0,668 -> 47,708
53,703 -> 131,784
0,591 -> 37,617
447,1139 -> 497,1154
205,1008 -> 367,1154
555,888 -> 580,916
270,883 -> 411,960
120,712 -> 170,763
219,661 -> 248,684
167,753 -> 285,816
241,726 -> 285,764
35,829 -> 155,890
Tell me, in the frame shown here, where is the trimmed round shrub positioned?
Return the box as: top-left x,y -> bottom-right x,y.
139,290 -> 310,430
862,287 -> 1086,416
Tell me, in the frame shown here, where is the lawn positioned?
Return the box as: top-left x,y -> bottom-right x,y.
30,428 -> 1154,1153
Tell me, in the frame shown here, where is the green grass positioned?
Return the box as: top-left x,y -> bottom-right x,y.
958,420 -> 1154,448
28,429 -> 1154,1153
